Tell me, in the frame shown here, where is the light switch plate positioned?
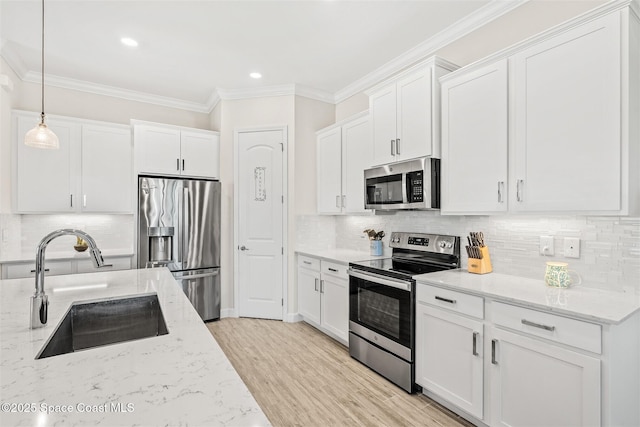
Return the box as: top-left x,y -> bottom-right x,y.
540,236 -> 554,256
564,237 -> 580,258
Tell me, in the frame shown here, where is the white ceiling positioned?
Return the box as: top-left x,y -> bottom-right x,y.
1,0 -> 507,110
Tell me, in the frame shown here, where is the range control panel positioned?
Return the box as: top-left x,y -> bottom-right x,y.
389,232 -> 458,255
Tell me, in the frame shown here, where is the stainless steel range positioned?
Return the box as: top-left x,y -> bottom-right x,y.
347,232 -> 460,393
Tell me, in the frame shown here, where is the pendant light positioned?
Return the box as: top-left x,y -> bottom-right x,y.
24,0 -> 59,149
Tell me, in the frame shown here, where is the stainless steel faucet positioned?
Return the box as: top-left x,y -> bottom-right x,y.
30,229 -> 111,329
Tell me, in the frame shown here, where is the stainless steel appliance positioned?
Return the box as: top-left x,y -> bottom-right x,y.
364,157 -> 440,210
138,176 -> 221,321
348,232 -> 460,393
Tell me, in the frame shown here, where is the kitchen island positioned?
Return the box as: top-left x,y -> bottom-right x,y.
0,268 -> 270,427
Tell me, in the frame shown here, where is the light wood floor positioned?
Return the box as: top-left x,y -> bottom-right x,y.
207,318 -> 474,427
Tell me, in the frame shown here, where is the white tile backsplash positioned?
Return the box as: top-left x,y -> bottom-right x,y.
0,213 -> 134,256
296,213 -> 640,293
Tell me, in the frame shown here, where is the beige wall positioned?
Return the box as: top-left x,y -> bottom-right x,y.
293,96 -> 335,215
335,93 -> 368,123
214,95 -> 296,313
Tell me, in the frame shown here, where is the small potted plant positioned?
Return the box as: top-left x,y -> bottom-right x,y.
363,229 -> 385,256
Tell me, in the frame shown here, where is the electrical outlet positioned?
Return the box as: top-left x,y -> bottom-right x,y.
539,235 -> 554,256
564,237 -> 580,258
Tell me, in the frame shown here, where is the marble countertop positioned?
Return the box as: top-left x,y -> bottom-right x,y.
415,270 -> 640,325
0,268 -> 270,427
0,248 -> 134,264
296,248 -> 387,265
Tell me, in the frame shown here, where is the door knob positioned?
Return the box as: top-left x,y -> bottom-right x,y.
239,245 -> 249,251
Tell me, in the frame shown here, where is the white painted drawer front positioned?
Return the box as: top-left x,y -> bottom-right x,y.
5,261 -> 73,279
76,256 -> 132,274
321,260 -> 348,280
417,284 -> 484,320
298,255 -> 320,271
491,301 -> 601,354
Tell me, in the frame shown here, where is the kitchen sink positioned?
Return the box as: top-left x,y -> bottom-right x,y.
36,293 -> 168,359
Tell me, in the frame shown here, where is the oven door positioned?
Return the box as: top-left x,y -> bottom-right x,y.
348,269 -> 414,355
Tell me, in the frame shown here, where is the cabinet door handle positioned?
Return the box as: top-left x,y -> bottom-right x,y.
30,268 -> 50,273
83,194 -> 87,208
396,138 -> 400,155
342,195 -> 346,209
517,179 -> 524,202
336,195 -> 340,208
497,181 -> 502,203
328,268 -> 338,273
391,140 -> 395,156
472,332 -> 479,356
491,339 -> 498,364
303,260 -> 312,265
182,159 -> 185,171
521,319 -> 555,332
435,296 -> 456,304
320,279 -> 324,293
314,278 -> 319,292
70,194 -> 73,208
176,158 -> 180,171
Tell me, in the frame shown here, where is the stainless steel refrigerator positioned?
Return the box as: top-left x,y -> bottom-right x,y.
137,176 -> 221,321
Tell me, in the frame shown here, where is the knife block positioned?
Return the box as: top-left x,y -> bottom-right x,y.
468,246 -> 493,274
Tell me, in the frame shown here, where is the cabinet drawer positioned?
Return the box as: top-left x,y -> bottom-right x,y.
321,260 -> 348,280
4,261 -> 73,279
417,284 -> 484,319
491,301 -> 601,354
298,255 -> 320,271
76,256 -> 132,274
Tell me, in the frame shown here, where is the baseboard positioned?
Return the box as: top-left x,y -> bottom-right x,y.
221,308 -> 238,318
284,312 -> 303,323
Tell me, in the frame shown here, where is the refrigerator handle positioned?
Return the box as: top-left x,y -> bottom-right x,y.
182,187 -> 189,269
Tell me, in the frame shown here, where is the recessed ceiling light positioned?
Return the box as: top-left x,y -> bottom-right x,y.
121,37 -> 138,47
250,72 -> 262,79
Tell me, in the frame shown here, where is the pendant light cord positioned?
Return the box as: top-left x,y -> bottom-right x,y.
40,0 -> 45,124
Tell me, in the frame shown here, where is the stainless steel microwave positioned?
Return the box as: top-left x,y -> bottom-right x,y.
364,157 -> 440,210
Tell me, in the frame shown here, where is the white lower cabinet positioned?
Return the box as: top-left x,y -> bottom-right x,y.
297,255 -> 349,345
489,327 -> 600,427
1,256 -> 133,280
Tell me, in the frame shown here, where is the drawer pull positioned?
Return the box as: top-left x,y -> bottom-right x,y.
320,280 -> 324,294
521,319 -> 556,332
472,332 -> 479,356
435,296 -> 456,304
314,278 -> 319,292
30,268 -> 50,273
328,268 -> 338,273
303,261 -> 312,265
491,339 -> 498,364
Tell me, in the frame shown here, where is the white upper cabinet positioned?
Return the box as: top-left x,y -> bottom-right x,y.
441,60 -> 508,214
15,114 -> 77,213
440,5 -> 638,215
368,57 -> 457,166
13,111 -> 132,214
511,12 -> 624,213
133,121 -> 220,179
316,112 -> 372,214
81,125 -> 132,213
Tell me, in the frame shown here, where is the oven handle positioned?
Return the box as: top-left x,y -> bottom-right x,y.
347,269 -> 412,292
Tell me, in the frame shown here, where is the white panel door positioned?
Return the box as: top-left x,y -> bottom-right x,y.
237,129 -> 284,320
134,124 -> 181,175
15,114 -> 77,213
416,303 -> 484,419
320,274 -> 349,342
441,60 -> 508,214
81,124 -> 132,213
341,115 -> 371,214
511,12 -> 621,212
370,83 -> 397,166
396,68 -> 432,161
316,127 -> 342,214
180,130 -> 220,178
490,327 -> 601,427
297,267 -> 321,325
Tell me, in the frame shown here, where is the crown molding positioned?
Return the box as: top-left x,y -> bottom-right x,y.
205,91 -> 221,112
0,74 -> 14,92
217,84 -> 335,104
334,0 -> 529,103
